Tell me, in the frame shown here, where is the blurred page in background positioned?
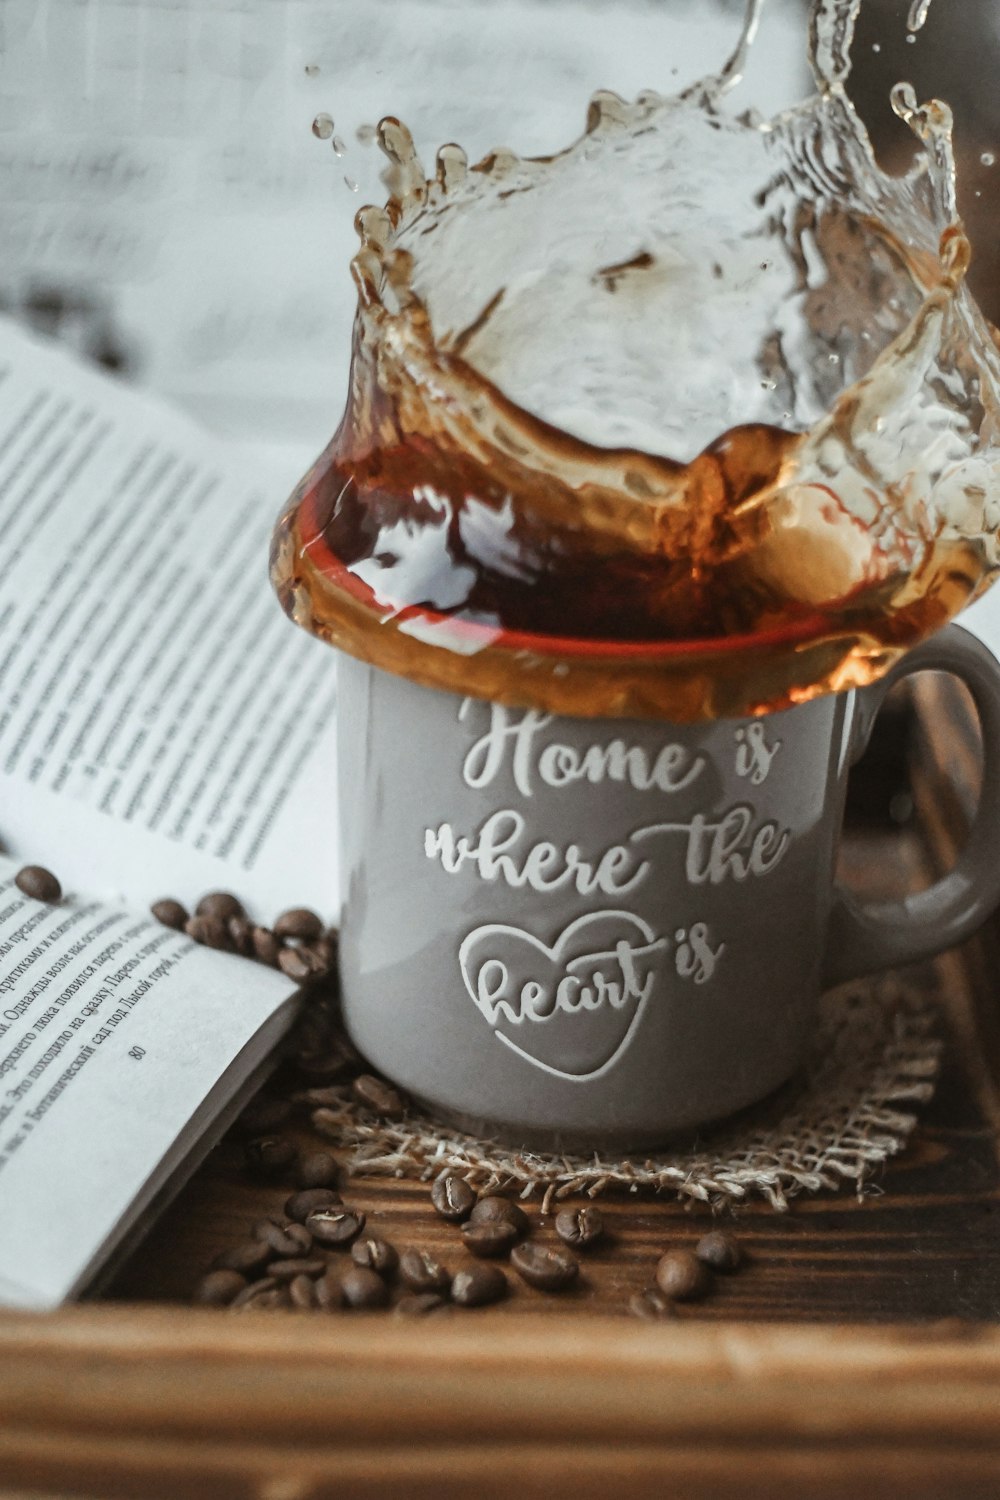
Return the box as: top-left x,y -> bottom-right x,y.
0,0 -> 809,474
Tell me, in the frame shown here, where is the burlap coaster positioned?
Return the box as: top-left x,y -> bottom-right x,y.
313,975 -> 940,1214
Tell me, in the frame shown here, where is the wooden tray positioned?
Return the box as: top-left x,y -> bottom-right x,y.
3,681 -> 1000,1500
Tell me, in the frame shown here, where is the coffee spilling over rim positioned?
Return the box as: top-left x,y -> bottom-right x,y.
271,0 -> 1000,721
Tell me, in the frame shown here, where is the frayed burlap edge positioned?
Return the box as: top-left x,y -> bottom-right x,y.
311,975 -> 941,1214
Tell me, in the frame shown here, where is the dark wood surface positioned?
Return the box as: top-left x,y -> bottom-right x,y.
100,709 -> 1000,1325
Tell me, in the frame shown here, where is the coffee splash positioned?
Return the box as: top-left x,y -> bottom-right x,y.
272,0 -> 1000,721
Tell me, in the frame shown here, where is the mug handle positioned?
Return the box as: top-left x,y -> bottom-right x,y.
823,623 -> 1000,988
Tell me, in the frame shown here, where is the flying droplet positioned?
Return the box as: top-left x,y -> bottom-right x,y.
906,0 -> 932,34
356,123 -> 377,146
871,42 -> 881,53
332,135 -> 347,157
828,352 -> 840,364
304,64 -> 320,78
982,151 -> 996,167
761,378 -> 776,391
344,175 -> 359,192
312,113 -> 334,140
905,33 -> 916,44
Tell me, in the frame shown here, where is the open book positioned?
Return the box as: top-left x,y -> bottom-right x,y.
0,317 -> 339,1309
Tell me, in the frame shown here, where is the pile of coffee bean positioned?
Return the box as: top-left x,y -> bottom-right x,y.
151,890 -> 338,984
198,1161 -> 599,1314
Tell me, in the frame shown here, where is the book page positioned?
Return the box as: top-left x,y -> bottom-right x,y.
0,857 -> 299,1309
0,316 -> 339,918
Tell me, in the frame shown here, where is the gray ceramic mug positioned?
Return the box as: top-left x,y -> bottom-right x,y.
337,624 -> 1000,1151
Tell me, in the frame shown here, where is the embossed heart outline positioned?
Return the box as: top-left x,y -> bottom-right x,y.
458,910 -> 664,1082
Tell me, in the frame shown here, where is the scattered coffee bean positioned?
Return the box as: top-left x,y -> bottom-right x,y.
196,891 -> 245,922
227,915 -> 254,956
244,1135 -> 297,1179
254,1217 -> 313,1258
275,907 -> 324,942
510,1242 -> 579,1292
314,1269 -> 341,1311
285,1187 -> 342,1225
238,1097 -> 293,1136
268,1257 -> 327,1282
341,1265 -> 391,1310
252,926 -> 281,966
431,1173 -> 476,1223
655,1249 -> 711,1302
14,865 -> 62,904
395,1292 -> 449,1317
451,1264 -> 508,1308
310,938 -> 336,972
628,1286 -> 677,1322
352,1073 -> 406,1120
306,1205 -> 365,1246
195,1269 -> 247,1307
240,1286 -> 289,1312
399,1248 -> 451,1294
295,1150 -> 340,1190
279,946 -> 317,982
185,914 -> 231,950
351,1236 -> 399,1276
213,1240 -> 272,1276
555,1205 -> 605,1250
695,1229 -> 742,1273
469,1195 -> 529,1237
461,1219 -> 519,1259
230,1276 -> 280,1310
150,897 -> 188,930
288,1273 -> 317,1310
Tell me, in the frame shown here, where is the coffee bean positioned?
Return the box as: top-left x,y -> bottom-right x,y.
252,926 -> 281,966
510,1242 -> 579,1292
469,1195 -> 529,1237
655,1249 -> 711,1301
431,1173 -> 476,1223
14,865 -> 62,903
695,1229 -> 742,1273
295,1150 -> 340,1190
314,1269 -> 341,1310
213,1240 -> 272,1276
555,1205 -> 605,1250
227,915 -> 254,956
351,1236 -> 399,1276
238,1097 -> 293,1136
341,1265 -> 391,1310
395,1292 -> 449,1317
244,1135 -> 296,1179
288,1273 -> 317,1310
239,1286 -> 289,1312
451,1264 -> 508,1308
274,907 -> 324,941
268,1257 -> 327,1282
306,1205 -> 365,1246
196,891 -> 245,922
195,1269 -> 246,1306
279,946 -> 316,982
461,1219 -> 519,1259
309,938 -> 336,973
185,914 -> 231,950
352,1073 -> 406,1120
285,1187 -> 342,1225
399,1248 -> 451,1294
150,897 -> 188,930
628,1286 -> 677,1321
253,1217 -> 313,1258
229,1276 -> 281,1310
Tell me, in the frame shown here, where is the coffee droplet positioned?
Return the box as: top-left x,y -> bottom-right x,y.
982,151 -> 996,168
344,175 -> 359,192
332,135 -> 347,157
312,112 -> 334,140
